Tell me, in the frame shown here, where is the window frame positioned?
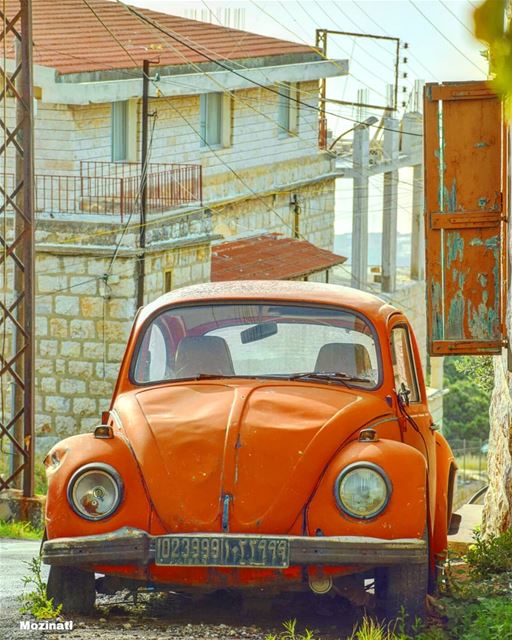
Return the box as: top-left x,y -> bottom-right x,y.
129,300 -> 384,390
277,82 -> 299,138
199,92 -> 232,149
390,323 -> 421,404
111,99 -> 137,162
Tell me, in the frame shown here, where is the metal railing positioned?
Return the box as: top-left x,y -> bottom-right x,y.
1,163 -> 202,221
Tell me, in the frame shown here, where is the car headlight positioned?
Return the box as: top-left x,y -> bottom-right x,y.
67,463 -> 123,521
335,462 -> 391,519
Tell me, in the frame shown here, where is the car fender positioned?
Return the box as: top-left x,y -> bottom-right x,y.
307,438 -> 428,540
432,431 -> 457,559
44,432 -> 152,540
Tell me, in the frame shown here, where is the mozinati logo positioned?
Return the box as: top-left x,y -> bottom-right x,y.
19,620 -> 74,631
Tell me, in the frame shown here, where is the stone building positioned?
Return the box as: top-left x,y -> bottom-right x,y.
1,0 -> 347,451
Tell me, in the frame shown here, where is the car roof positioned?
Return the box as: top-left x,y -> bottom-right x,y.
137,280 -> 400,327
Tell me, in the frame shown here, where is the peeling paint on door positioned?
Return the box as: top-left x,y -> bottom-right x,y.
424,81 -> 507,356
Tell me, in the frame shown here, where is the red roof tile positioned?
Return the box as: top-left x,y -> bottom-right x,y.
212,234 -> 347,282
6,0 -> 316,75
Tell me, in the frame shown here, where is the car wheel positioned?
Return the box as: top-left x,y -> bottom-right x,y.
375,560 -> 428,626
46,565 -> 96,614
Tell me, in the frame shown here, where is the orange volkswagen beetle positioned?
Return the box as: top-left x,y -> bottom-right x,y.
43,281 -> 457,620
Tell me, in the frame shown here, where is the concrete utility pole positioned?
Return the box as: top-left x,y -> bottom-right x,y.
0,0 -> 35,497
381,117 -> 399,292
351,124 -> 369,289
137,59 -> 150,309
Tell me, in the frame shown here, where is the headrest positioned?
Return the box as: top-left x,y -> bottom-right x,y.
315,342 -> 372,378
174,336 -> 235,378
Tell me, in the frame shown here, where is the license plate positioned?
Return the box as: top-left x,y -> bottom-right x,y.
155,535 -> 290,568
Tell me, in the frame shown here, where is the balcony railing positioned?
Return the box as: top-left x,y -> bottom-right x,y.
1,162 -> 202,221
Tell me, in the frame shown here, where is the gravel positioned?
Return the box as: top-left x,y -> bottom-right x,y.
1,588 -> 359,640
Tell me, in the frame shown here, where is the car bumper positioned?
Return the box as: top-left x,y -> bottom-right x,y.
42,527 -> 427,567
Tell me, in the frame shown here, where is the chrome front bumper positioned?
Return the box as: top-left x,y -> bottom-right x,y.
42,527 -> 427,567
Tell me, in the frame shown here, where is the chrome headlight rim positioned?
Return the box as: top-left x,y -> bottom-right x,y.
334,461 -> 392,520
67,462 -> 124,521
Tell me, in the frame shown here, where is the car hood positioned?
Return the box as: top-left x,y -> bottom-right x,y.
114,381 -> 393,534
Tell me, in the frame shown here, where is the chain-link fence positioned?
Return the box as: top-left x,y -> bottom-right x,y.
448,438 -> 488,509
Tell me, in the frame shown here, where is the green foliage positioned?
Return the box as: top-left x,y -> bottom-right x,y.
443,356 -> 492,442
19,557 -> 62,620
434,570 -> 512,640
473,0 -> 512,107
0,454 -> 47,495
0,519 -> 43,540
466,527 -> 512,577
348,613 -> 420,640
452,357 -> 494,393
265,619 -> 316,640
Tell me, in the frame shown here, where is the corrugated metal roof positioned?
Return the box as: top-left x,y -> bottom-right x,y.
7,0 -> 316,75
212,234 -> 347,281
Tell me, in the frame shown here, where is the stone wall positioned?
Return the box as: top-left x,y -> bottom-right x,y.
29,214 -> 212,452
483,350 -> 512,535
210,178 -> 336,251
4,79 -> 336,455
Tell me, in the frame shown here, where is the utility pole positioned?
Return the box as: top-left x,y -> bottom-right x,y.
351,123 -> 370,289
0,0 -> 35,497
136,59 -> 150,309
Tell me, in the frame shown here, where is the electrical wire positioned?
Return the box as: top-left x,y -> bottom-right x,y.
32,1 -> 424,301
409,0 -> 486,75
119,0 -> 422,138
254,0 -> 390,105
348,0 -> 439,82
439,0 -> 476,37
312,0 -> 395,76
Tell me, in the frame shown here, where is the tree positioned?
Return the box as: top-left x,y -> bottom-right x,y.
443,357 -> 492,442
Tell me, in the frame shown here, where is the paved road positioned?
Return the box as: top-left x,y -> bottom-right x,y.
0,538 -> 358,640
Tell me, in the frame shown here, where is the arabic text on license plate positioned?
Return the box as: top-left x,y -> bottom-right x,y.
155,536 -> 290,568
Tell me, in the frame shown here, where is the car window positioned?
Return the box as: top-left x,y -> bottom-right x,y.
390,325 -> 420,402
133,302 -> 381,388
209,322 -> 377,380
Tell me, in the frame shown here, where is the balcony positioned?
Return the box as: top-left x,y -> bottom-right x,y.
26,161 -> 202,220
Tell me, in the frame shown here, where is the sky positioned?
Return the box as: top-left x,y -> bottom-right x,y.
125,0 -> 488,241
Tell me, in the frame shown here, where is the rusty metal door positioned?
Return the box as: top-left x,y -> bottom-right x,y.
424,81 -> 508,356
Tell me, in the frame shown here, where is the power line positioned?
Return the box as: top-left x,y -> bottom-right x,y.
309,0 -> 393,79
31,0 -> 424,298
119,0 -> 422,138
255,0 -> 390,103
439,0 -> 475,37
409,0 -> 486,75
348,0 -> 439,81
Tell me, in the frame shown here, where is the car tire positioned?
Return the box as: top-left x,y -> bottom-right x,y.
375,560 -> 428,627
46,565 -> 96,614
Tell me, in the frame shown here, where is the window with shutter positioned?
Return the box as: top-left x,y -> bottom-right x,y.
424,81 -> 508,356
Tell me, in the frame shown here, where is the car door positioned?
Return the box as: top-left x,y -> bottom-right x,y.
388,317 -> 437,524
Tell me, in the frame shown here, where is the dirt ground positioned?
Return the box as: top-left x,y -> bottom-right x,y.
2,589 -> 363,640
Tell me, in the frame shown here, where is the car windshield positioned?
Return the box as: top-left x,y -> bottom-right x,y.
132,302 -> 380,388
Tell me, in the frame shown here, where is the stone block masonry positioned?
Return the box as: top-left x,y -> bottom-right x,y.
31,214 -> 212,456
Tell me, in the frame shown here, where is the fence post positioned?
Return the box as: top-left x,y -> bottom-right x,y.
463,439 -> 467,484
120,177 -> 124,222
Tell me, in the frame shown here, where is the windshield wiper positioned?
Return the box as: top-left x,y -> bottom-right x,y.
287,371 -> 370,386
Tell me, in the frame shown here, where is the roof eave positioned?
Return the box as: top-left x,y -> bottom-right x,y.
34,57 -> 349,105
